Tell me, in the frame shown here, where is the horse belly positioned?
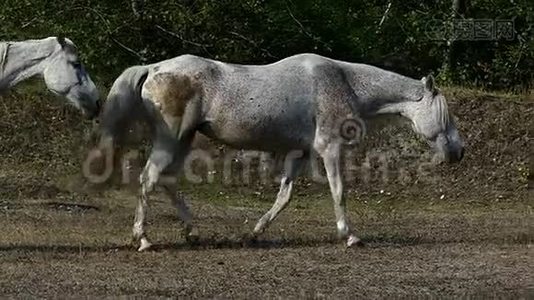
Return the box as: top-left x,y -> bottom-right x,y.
200,109 -> 314,152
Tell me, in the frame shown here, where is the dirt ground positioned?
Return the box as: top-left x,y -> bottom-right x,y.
0,87 -> 532,298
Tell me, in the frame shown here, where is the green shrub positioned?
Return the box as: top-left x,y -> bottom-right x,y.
1,0 -> 532,89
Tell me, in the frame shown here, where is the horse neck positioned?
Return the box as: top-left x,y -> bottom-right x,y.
0,38 -> 57,89
345,64 -> 424,118
373,99 -> 417,117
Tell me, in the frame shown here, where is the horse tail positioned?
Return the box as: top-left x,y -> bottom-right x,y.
83,66 -> 149,184
99,65 -> 149,147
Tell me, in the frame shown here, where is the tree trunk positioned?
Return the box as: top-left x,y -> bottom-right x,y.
444,0 -> 467,77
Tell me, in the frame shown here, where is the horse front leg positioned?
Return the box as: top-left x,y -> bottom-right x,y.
317,142 -> 362,247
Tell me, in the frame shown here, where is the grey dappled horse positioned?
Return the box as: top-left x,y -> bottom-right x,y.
95,53 -> 464,251
0,37 -> 100,119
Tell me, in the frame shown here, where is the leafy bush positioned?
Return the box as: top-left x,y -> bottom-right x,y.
0,0 -> 532,90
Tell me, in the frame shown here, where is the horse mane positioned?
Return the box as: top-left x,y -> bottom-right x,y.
0,42 -> 10,80
99,65 -> 149,145
433,92 -> 450,130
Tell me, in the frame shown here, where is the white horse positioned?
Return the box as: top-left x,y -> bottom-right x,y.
0,37 -> 100,118
94,53 -> 464,251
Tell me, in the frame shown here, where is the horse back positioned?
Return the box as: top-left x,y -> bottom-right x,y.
140,54 -> 360,151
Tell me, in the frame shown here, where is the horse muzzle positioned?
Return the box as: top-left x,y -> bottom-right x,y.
448,146 -> 465,163
84,99 -> 102,120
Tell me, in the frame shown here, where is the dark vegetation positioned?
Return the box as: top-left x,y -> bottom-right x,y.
1,0 -> 533,90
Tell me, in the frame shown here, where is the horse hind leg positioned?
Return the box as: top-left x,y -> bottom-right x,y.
133,74 -> 198,251
253,150 -> 308,235
160,128 -> 197,243
133,145 -> 175,251
133,192 -> 151,251
134,167 -> 175,252
162,183 -> 198,242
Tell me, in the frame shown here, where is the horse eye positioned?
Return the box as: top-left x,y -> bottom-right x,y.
71,62 -> 82,68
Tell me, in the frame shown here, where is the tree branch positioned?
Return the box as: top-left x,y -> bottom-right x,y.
377,2 -> 392,33
111,38 -> 146,62
155,25 -> 211,48
228,31 -> 277,59
285,1 -> 331,51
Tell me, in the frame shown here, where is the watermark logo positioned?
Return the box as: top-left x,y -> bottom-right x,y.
82,146 -> 114,184
426,19 -> 514,41
339,116 -> 366,145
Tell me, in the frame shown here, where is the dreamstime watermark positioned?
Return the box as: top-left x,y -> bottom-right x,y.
425,18 -> 515,41
339,117 -> 366,145
82,116 -> 442,186
82,147 -> 442,186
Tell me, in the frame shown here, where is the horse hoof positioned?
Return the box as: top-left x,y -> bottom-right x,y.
137,238 -> 152,252
252,223 -> 266,236
346,235 -> 364,247
252,229 -> 262,238
249,232 -> 260,241
185,228 -> 200,243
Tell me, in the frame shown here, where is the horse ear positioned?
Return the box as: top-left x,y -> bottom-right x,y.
57,37 -> 67,49
422,75 -> 436,93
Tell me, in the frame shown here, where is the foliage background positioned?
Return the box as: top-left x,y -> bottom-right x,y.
1,0 -> 533,90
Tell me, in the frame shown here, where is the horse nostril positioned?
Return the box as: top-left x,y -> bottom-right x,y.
458,147 -> 465,161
